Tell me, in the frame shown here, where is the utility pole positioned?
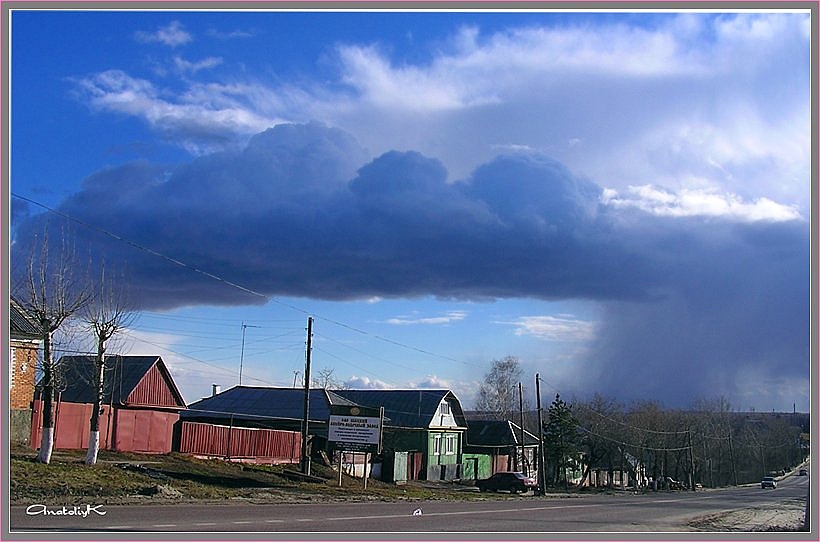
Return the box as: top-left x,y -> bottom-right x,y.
535,374 -> 547,495
518,382 -> 526,475
301,317 -> 313,475
238,322 -> 260,386
687,429 -> 695,491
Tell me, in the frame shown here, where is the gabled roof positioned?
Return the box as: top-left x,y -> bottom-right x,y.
465,419 -> 540,447
333,389 -> 467,430
182,386 -> 358,425
10,297 -> 40,340
465,409 -> 542,435
50,355 -> 186,408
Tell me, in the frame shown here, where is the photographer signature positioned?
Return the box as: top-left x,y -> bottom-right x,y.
26,504 -> 106,517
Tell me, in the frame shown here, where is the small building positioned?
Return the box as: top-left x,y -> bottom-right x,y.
582,449 -> 646,489
31,355 -> 186,453
180,386 -> 359,463
9,297 -> 41,444
463,416 -> 541,481
334,389 -> 468,482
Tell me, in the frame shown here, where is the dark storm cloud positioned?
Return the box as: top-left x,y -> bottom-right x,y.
10,122 -> 809,409
12,122 -> 805,307
578,215 -> 810,410
11,198 -> 30,224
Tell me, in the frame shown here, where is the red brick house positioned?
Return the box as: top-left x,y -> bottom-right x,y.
9,297 -> 40,412
31,355 -> 186,453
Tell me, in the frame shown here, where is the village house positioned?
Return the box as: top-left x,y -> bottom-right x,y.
333,389 -> 468,483
179,387 -> 470,483
9,297 -> 41,444
179,386 -> 359,464
31,355 -> 186,453
462,416 -> 541,482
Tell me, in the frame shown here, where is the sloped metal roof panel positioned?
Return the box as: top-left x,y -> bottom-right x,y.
9,297 -> 40,339
182,386 -> 344,424
50,355 -> 185,408
333,389 -> 467,429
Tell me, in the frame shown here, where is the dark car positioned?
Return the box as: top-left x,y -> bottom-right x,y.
799,469 -> 808,476
761,476 -> 777,489
476,472 -> 537,493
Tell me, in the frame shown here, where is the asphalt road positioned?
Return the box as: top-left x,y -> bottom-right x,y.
9,473 -> 809,535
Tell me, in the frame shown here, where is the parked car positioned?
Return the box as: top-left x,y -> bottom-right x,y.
761,476 -> 777,489
476,472 -> 537,493
799,469 -> 808,476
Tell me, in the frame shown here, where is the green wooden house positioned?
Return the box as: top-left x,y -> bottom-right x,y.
334,389 -> 468,482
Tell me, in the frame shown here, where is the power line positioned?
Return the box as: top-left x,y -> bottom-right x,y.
12,192 -> 462,367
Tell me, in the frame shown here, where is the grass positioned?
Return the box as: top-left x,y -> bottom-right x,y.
8,446 -> 467,506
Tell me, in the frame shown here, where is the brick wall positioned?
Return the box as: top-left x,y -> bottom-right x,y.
9,342 -> 37,409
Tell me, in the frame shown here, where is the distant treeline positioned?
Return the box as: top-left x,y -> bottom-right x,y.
533,395 -> 809,488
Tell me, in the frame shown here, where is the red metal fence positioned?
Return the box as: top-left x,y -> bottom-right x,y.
30,400 -> 179,453
177,421 -> 301,464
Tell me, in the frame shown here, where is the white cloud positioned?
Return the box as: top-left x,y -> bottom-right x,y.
501,315 -> 598,342
344,376 -> 393,389
207,28 -> 254,40
601,185 -> 802,222
76,13 -> 809,204
174,56 -> 223,74
409,375 -> 451,389
319,13 -> 809,200
385,311 -> 467,326
135,21 -> 192,47
75,70 -> 280,153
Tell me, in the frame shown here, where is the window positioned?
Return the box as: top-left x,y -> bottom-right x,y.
433,434 -> 442,455
445,434 -> 456,455
440,402 -> 450,415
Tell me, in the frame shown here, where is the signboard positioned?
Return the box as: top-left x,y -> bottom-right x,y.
328,405 -> 383,453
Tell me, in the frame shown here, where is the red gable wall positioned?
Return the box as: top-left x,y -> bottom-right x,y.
127,363 -> 183,408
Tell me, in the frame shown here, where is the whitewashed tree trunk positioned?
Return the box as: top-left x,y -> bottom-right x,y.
37,427 -> 54,464
85,431 -> 100,465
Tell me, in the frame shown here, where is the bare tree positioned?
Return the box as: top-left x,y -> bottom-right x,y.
312,367 -> 349,390
15,226 -> 91,464
81,265 -> 136,465
474,356 -> 525,419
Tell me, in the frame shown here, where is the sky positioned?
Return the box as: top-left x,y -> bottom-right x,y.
7,8 -> 813,413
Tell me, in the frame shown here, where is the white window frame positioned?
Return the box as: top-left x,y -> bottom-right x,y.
433,434 -> 442,455
440,402 -> 450,415
445,434 -> 456,455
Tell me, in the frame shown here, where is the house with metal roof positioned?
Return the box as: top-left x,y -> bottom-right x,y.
31,355 -> 186,453
9,296 -> 41,443
180,386 -> 360,463
333,389 -> 468,482
463,417 -> 542,482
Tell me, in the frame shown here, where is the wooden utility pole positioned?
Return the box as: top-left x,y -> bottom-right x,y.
518,382 -> 526,475
239,322 -> 260,386
687,429 -> 696,491
536,374 -> 547,494
301,317 -> 313,475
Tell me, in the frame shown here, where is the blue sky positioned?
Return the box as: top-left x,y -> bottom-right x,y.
8,9 -> 812,412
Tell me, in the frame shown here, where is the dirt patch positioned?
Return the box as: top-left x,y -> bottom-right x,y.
689,498 -> 806,532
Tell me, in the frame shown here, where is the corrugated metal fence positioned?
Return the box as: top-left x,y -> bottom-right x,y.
178,421 -> 301,464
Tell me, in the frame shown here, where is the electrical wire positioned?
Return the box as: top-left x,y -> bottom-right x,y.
12,192 -> 462,368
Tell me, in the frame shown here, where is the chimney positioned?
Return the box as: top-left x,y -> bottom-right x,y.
212,384 -> 221,397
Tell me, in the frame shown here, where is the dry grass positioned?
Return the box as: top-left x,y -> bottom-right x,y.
8,447 -> 459,506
